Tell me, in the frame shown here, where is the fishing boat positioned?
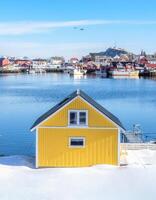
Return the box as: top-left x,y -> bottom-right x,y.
109,69 -> 139,77
109,62 -> 139,77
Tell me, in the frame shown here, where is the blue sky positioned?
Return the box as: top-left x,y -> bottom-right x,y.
0,0 -> 156,59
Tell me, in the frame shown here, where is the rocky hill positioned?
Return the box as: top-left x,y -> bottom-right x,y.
90,47 -> 129,58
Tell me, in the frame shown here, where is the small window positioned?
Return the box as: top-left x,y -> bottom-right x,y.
68,110 -> 88,126
79,112 -> 87,125
69,137 -> 85,148
69,112 -> 77,125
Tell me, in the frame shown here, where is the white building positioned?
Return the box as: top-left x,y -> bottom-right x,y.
94,55 -> 112,66
148,58 -> 156,64
32,59 -> 48,69
49,57 -> 65,69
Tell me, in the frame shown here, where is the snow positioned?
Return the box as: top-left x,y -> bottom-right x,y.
0,150 -> 156,200
125,149 -> 156,167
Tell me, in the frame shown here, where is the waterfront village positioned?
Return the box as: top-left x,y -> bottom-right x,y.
1,47 -> 156,199
1,47 -> 156,77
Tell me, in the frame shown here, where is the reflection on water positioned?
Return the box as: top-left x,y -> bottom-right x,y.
0,73 -> 156,156
111,76 -> 139,80
71,74 -> 87,80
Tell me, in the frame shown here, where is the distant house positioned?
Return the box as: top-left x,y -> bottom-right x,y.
70,57 -> 79,65
82,55 -> 92,63
148,58 -> 156,65
0,58 -> 10,67
96,55 -> 112,65
15,59 -> 32,67
139,56 -> 148,65
31,90 -> 125,168
50,57 -> 65,65
49,57 -> 65,69
32,59 -> 48,69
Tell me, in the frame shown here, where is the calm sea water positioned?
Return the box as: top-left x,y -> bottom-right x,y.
0,73 -> 156,156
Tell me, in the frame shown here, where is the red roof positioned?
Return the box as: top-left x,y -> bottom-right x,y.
146,63 -> 156,68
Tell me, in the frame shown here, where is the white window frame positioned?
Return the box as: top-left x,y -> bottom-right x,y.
69,137 -> 86,148
68,110 -> 88,127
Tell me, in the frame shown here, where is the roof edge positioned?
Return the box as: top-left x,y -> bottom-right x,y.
30,89 -> 126,132
30,93 -> 79,131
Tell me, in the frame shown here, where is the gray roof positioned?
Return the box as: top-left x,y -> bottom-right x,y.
31,90 -> 125,131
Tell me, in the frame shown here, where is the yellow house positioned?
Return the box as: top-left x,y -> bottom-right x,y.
31,89 -> 125,168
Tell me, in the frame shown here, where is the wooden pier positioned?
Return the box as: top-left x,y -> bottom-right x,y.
122,132 -> 143,143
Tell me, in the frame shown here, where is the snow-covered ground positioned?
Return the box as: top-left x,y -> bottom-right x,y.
0,150 -> 156,200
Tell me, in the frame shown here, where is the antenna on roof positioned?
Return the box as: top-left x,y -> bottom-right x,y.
77,89 -> 80,95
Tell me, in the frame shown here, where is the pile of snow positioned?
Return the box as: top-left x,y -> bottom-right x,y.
0,150 -> 156,200
121,149 -> 156,167
126,149 -> 156,166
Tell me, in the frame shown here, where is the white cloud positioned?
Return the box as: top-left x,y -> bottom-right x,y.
0,20 -> 156,35
0,40 -> 155,59
0,41 -> 108,58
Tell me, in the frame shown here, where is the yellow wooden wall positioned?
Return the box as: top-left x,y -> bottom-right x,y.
38,128 -> 118,167
40,97 -> 116,128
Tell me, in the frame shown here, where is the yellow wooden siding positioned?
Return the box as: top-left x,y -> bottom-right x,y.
38,128 -> 118,167
40,97 -> 116,128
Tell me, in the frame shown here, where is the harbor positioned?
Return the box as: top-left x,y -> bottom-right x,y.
0,64 -> 155,78
1,47 -> 156,78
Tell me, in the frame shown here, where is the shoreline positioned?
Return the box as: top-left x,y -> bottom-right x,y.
0,69 -> 156,78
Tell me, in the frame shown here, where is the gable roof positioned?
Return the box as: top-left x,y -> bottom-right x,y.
30,89 -> 125,131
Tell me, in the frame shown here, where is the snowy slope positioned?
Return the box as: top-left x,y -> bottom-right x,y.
0,150 -> 156,200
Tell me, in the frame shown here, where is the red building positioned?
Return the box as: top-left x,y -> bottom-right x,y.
146,63 -> 156,69
15,59 -> 32,66
139,56 -> 148,65
0,58 -> 10,67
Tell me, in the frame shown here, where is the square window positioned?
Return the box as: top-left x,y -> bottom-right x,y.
69,110 -> 88,126
69,137 -> 85,148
